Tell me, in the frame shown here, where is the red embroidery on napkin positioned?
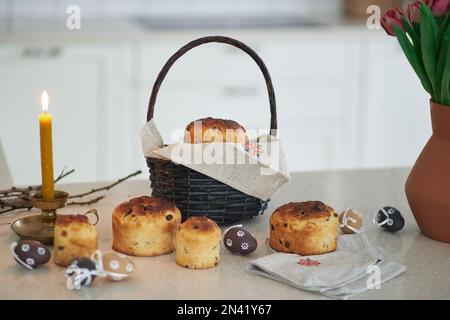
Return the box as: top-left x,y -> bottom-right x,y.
298,258 -> 320,266
245,143 -> 263,156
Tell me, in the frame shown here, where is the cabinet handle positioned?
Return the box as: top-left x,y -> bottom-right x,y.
22,46 -> 63,58
222,86 -> 259,97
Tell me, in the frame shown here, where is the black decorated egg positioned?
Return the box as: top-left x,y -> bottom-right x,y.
101,252 -> 134,281
10,240 -> 51,269
65,257 -> 97,290
375,206 -> 405,232
223,226 -> 257,255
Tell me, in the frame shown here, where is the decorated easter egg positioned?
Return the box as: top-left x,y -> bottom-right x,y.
375,206 -> 405,232
223,226 -> 257,255
339,208 -> 363,234
101,252 -> 134,281
65,257 -> 98,290
10,240 -> 51,269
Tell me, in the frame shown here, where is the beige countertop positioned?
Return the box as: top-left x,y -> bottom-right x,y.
0,168 -> 449,300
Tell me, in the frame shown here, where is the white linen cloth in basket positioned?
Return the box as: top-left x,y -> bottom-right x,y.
141,119 -> 290,201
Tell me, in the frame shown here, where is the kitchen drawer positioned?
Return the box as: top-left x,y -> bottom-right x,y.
357,38 -> 432,169
138,35 -> 360,85
134,77 -> 356,171
138,75 -> 353,127
0,58 -> 103,185
259,38 -> 360,81
0,44 -> 66,60
131,102 -> 352,174
281,124 -> 357,172
136,78 -> 275,141
0,43 -> 133,184
276,79 -> 355,123
138,42 -> 265,82
281,127 -> 342,172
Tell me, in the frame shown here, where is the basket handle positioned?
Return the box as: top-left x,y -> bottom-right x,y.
146,36 -> 277,135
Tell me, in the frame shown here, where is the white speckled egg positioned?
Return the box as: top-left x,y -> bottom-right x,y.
102,252 -> 134,281
223,227 -> 257,255
11,240 -> 51,269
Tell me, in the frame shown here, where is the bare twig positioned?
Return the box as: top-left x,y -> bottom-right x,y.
0,169 -> 142,215
0,198 -> 32,210
54,167 -> 75,184
0,207 -> 18,215
68,170 -> 142,199
0,167 -> 76,197
67,196 -> 105,206
0,185 -> 38,196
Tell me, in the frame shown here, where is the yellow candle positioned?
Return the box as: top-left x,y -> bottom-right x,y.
39,90 -> 54,199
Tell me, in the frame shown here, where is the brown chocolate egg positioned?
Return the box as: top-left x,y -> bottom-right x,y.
223,226 -> 257,255
339,208 -> 363,234
101,252 -> 134,281
11,240 -> 51,269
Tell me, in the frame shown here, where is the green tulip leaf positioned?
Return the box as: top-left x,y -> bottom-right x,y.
440,13 -> 450,44
394,26 -> 433,95
402,16 -> 421,59
436,41 -> 448,101
412,21 -> 421,38
436,25 -> 450,102
420,2 -> 438,93
440,35 -> 450,105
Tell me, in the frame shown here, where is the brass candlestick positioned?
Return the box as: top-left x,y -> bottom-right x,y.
11,190 -> 69,245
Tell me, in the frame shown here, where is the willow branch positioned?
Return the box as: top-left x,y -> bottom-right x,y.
67,196 -> 105,206
0,208 -> 16,214
0,169 -> 141,215
68,170 -> 142,199
0,167 -> 75,197
0,198 -> 33,213
0,185 -> 38,196
54,168 -> 75,184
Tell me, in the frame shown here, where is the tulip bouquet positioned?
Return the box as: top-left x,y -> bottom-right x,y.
382,0 -> 450,105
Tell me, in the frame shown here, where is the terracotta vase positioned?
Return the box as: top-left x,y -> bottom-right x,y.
405,100 -> 450,243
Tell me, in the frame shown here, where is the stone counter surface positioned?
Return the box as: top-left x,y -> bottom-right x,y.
0,168 -> 449,299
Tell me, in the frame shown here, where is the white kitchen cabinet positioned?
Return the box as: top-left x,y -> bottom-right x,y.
0,43 -> 132,185
139,41 -> 265,82
357,36 -> 431,169
1,27 -> 432,186
260,36 -> 359,82
134,33 -> 361,172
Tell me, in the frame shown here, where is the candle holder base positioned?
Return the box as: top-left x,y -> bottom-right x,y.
11,190 -> 69,245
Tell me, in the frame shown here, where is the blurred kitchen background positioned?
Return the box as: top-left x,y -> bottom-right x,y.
0,0 -> 429,187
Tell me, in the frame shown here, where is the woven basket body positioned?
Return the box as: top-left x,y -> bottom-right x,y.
147,158 -> 268,224
145,36 -> 277,224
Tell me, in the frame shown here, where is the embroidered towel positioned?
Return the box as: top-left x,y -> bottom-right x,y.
244,234 -> 406,299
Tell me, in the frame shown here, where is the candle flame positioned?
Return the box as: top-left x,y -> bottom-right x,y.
41,90 -> 49,113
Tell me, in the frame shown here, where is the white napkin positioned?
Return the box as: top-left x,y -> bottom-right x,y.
244,234 -> 406,299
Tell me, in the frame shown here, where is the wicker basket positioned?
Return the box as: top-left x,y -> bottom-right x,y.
145,36 -> 278,225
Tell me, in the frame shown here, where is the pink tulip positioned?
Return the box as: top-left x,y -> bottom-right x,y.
425,0 -> 450,17
381,7 -> 405,36
407,1 -> 422,23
